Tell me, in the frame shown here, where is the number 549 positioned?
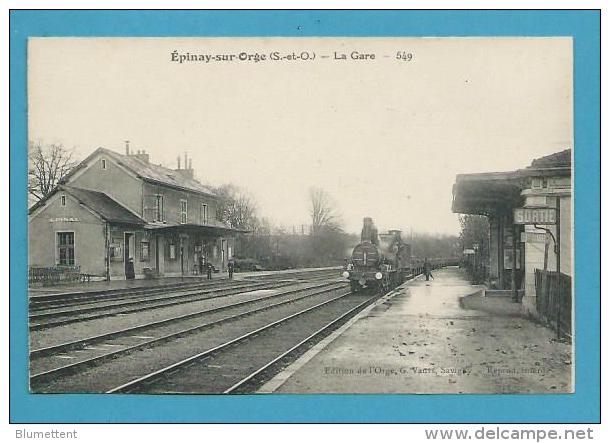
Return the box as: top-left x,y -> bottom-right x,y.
396,51 -> 413,61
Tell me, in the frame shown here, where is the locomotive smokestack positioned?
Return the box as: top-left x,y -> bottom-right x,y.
361,217 -> 379,245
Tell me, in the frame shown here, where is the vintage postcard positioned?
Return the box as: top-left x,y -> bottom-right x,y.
26,37 -> 574,396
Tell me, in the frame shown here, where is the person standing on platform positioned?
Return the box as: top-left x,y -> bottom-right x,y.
228,259 -> 235,279
126,257 -> 135,280
424,258 -> 434,281
207,260 -> 213,280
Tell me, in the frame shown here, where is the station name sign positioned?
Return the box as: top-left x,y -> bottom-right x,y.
49,217 -> 80,223
513,208 -> 556,225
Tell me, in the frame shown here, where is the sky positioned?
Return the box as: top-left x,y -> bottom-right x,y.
28,37 -> 573,235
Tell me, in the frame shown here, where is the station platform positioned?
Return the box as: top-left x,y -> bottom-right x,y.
28,266 -> 338,297
261,267 -> 573,394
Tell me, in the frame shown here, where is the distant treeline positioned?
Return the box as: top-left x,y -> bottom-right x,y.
216,183 -> 464,270
410,232 -> 462,260
234,228 -> 360,270
233,230 -> 461,270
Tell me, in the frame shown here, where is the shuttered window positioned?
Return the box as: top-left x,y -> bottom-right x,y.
156,195 -> 165,222
200,204 -> 208,224
180,200 -> 188,224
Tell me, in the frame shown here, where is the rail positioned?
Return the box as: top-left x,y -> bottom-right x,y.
106,290 -> 356,393
30,281 -> 347,389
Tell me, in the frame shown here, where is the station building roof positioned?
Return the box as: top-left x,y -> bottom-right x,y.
451,149 -> 571,216
452,171 -> 523,216
31,185 -> 247,234
61,147 -> 218,198
30,185 -> 146,226
528,149 -> 571,170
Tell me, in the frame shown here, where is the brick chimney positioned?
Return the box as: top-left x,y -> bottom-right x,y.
133,149 -> 150,163
175,151 -> 194,179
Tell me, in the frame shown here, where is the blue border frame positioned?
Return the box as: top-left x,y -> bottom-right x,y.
10,10 -> 600,423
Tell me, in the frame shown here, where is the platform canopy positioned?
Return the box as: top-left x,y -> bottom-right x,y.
452,149 -> 571,218
451,171 -> 523,217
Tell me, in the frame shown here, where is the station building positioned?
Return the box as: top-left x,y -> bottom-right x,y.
452,149 -> 572,316
29,146 -> 239,280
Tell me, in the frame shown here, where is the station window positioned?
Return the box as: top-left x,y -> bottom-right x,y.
531,178 -> 546,189
200,204 -> 208,225
101,158 -> 107,170
140,241 -> 150,262
57,232 -> 75,266
155,195 -> 165,222
109,241 -> 123,261
61,195 -> 66,206
180,199 -> 188,224
169,243 -> 176,260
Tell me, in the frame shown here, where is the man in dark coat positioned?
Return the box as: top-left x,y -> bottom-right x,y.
228,259 -> 235,279
126,257 -> 135,280
424,258 -> 434,281
207,261 -> 213,280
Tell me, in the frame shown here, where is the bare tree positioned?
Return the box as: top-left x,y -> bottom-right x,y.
28,141 -> 78,202
459,215 -> 490,254
214,184 -> 258,230
459,214 -> 490,283
309,187 -> 338,234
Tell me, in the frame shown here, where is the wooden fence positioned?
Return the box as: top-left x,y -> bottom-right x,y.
534,269 -> 572,339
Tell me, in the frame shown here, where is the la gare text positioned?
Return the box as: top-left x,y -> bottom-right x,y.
170,50 -> 414,64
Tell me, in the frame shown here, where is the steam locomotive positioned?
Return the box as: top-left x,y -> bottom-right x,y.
343,217 -> 417,293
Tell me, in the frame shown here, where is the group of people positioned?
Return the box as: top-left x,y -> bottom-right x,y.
197,255 -> 235,279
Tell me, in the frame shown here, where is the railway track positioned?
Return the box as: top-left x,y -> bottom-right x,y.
29,280 -> 299,331
29,281 -> 351,392
29,278 -> 245,311
108,290 -> 377,394
29,268 -> 340,309
30,268 -> 339,309
241,268 -> 340,281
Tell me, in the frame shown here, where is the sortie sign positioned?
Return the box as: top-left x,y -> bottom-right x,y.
513,208 -> 556,225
